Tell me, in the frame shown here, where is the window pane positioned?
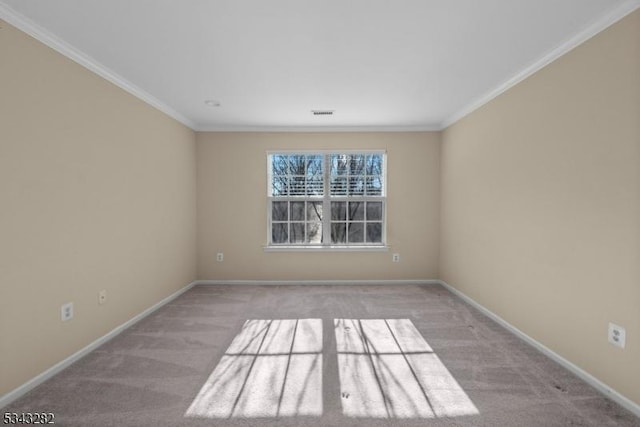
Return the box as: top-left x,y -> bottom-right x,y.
366,176 -> 382,196
272,155 -> 288,175
288,155 -> 306,175
330,176 -> 347,195
331,202 -> 347,220
348,222 -> 364,243
307,177 -> 323,195
307,222 -> 323,244
366,223 -> 382,243
331,154 -> 348,176
271,175 -> 287,196
307,202 -> 323,221
271,155 -> 289,197
290,223 -> 305,244
348,202 -> 364,220
366,154 -> 383,175
291,201 -> 305,220
349,155 -> 365,175
367,202 -> 383,220
290,176 -> 306,196
306,156 -> 323,177
331,223 -> 346,244
272,223 -> 288,243
272,202 -> 288,221
349,176 -> 365,195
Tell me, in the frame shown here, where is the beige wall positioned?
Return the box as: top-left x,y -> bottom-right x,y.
197,132 -> 440,281
0,20 -> 197,395
440,10 -> 640,406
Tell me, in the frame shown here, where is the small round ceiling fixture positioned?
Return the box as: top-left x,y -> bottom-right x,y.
204,100 -> 221,107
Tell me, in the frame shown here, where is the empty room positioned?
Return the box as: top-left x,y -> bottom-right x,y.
1,1 -> 639,426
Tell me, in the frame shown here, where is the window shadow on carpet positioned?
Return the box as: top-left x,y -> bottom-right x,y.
185,317 -> 477,420
335,318 -> 478,418
185,319 -> 323,418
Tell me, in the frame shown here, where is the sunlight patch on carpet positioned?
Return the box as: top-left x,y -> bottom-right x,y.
186,319 -> 323,418
335,318 -> 478,418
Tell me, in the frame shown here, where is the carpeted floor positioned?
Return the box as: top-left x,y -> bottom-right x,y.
5,284 -> 639,426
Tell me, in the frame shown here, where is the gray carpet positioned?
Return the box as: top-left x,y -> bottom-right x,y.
5,284 -> 638,426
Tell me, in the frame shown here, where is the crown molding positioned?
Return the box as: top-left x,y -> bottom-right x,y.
3,1 -> 638,133
0,3 -> 197,130
192,124 -> 442,133
441,0 -> 640,130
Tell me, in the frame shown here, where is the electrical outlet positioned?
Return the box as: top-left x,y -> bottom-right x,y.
392,253 -> 400,262
98,290 -> 107,305
61,302 -> 74,321
608,323 -> 626,349
217,252 -> 224,262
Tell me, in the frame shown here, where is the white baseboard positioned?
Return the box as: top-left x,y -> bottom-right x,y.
437,280 -> 640,418
0,281 -> 198,409
195,279 -> 440,286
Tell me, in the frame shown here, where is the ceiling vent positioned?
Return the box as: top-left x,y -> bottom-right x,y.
312,110 -> 334,116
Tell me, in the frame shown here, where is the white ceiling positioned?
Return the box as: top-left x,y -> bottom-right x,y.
1,0 -> 638,131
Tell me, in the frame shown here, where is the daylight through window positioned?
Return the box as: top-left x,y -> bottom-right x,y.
268,152 -> 386,247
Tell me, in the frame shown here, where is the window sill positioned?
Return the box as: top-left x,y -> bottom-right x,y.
263,245 -> 389,252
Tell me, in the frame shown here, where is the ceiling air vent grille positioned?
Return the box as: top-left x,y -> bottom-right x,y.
312,110 -> 334,116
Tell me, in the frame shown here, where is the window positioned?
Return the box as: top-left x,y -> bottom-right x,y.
268,151 -> 386,248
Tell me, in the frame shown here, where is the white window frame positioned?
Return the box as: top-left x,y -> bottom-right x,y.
266,150 -> 388,251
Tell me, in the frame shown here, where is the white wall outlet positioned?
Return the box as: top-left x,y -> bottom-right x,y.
98,290 -> 107,305
392,253 -> 400,262
61,302 -> 74,321
216,252 -> 224,262
608,322 -> 626,349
